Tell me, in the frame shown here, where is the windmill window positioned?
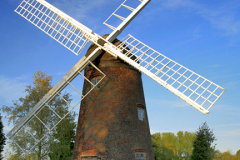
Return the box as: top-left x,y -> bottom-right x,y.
137,108 -> 145,121
135,152 -> 146,160
91,78 -> 101,89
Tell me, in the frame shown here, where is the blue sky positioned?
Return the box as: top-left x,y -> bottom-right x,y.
0,0 -> 240,158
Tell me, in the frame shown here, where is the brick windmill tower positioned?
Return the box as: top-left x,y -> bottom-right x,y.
8,0 -> 225,160
72,35 -> 154,159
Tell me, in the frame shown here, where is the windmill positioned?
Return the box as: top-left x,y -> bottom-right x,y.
7,0 -> 225,159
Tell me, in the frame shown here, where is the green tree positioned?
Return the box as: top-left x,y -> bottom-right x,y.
151,131 -> 195,160
7,153 -> 37,160
2,70 -> 75,160
0,113 -> 6,160
7,155 -> 23,160
236,150 -> 240,160
152,132 -> 176,160
213,150 -> 238,160
176,131 -> 196,159
191,122 -> 216,160
48,113 -> 76,159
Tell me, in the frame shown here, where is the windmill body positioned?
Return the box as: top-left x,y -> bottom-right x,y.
73,36 -> 154,159
7,0 -> 225,159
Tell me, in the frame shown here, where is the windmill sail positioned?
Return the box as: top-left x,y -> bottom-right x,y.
117,35 -> 225,114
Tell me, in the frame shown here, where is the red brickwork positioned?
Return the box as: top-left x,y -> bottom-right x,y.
72,36 -> 154,160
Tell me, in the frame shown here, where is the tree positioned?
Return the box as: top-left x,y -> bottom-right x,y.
191,122 -> 216,160
152,132 -> 176,160
0,113 -> 6,160
2,70 -> 76,160
48,113 -> 76,159
213,150 -> 221,160
151,131 -> 196,160
176,131 -> 196,159
213,150 -> 238,160
7,155 -> 23,160
236,150 -> 240,160
7,154 -> 37,160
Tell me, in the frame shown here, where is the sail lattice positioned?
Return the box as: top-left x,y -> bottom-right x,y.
15,0 -> 90,56
117,35 -> 225,114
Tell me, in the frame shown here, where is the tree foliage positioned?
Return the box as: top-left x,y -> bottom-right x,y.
213,150 -> 239,160
7,153 -> 37,160
152,131 -> 196,160
0,114 -> 6,160
2,70 -> 76,160
48,113 -> 76,160
191,122 -> 216,160
237,150 -> 240,160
